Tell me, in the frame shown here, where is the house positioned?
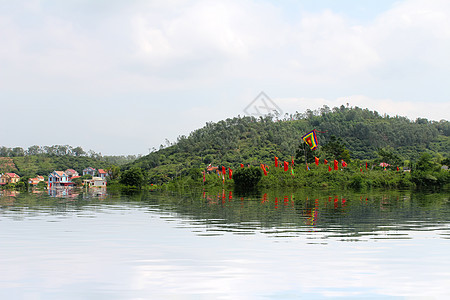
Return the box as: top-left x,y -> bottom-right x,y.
65,169 -> 79,179
83,167 -> 96,176
48,171 -> 73,188
84,177 -> 107,187
28,175 -> 45,186
97,169 -> 107,180
0,173 -> 20,185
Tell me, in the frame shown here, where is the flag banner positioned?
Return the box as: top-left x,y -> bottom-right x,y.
275,156 -> 279,167
260,164 -> 268,176
342,160 -> 347,167
228,168 -> 233,179
301,130 -> 318,150
315,157 -> 319,166
324,159 -> 328,165
284,161 -> 289,172
328,165 -> 332,172
334,160 -> 339,171
240,163 -> 244,168
222,166 -> 226,175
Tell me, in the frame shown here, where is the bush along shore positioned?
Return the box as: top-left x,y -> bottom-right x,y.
153,153 -> 450,192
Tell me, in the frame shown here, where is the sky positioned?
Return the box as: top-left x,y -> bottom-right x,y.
1,0 -> 449,155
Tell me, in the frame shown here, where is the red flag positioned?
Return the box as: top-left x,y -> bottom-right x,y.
342,160 -> 347,167
291,157 -> 295,166
324,159 -> 328,165
328,165 -> 332,172
240,163 -> 244,168
397,166 -> 399,171
315,157 -> 319,166
228,168 -> 233,179
222,166 -> 226,175
275,156 -> 279,167
260,164 -> 268,176
366,162 -> 368,170
334,160 -> 338,170
284,161 -> 289,171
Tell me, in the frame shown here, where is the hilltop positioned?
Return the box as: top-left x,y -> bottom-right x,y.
126,105 -> 450,184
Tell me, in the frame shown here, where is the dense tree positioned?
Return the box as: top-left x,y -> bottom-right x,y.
120,167 -> 145,188
321,136 -> 350,162
233,167 -> 262,189
106,165 -> 121,180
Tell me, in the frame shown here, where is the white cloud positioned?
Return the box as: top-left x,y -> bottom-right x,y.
1,0 -> 449,154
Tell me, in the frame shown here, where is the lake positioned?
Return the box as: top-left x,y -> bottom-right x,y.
1,188 -> 450,299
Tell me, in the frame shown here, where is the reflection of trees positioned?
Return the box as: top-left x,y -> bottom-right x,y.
145,190 -> 450,238
1,190 -> 449,238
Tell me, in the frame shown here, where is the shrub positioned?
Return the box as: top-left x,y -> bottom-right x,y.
233,167 -> 262,189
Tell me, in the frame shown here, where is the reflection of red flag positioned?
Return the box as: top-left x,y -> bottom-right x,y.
275,156 -> 279,167
328,165 -> 332,172
240,163 -> 244,168
324,159 -> 328,165
315,157 -> 319,166
222,166 -> 226,175
334,160 -> 338,170
229,168 -> 233,179
284,161 -> 289,171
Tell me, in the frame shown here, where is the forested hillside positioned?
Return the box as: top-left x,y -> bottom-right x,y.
0,145 -> 139,177
127,105 -> 450,184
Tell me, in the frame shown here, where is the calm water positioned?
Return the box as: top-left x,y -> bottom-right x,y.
1,188 -> 450,299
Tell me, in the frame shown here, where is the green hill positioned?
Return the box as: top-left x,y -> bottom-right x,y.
0,145 -> 139,178
127,105 -> 450,184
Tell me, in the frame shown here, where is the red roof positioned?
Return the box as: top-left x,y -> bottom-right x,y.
6,173 -> 19,178
98,169 -> 107,174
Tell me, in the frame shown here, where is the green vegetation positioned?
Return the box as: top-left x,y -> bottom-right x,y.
0,145 -> 139,177
119,167 -> 145,189
125,106 -> 449,190
2,106 -> 449,191
233,167 -> 262,189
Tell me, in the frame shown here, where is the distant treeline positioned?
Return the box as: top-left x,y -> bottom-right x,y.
0,145 -> 141,165
126,105 -> 449,185
0,144 -> 141,177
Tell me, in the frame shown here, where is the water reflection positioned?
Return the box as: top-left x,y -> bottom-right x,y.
1,188 -> 450,298
2,188 -> 450,242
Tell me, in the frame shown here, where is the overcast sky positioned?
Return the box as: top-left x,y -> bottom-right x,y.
1,0 -> 449,155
